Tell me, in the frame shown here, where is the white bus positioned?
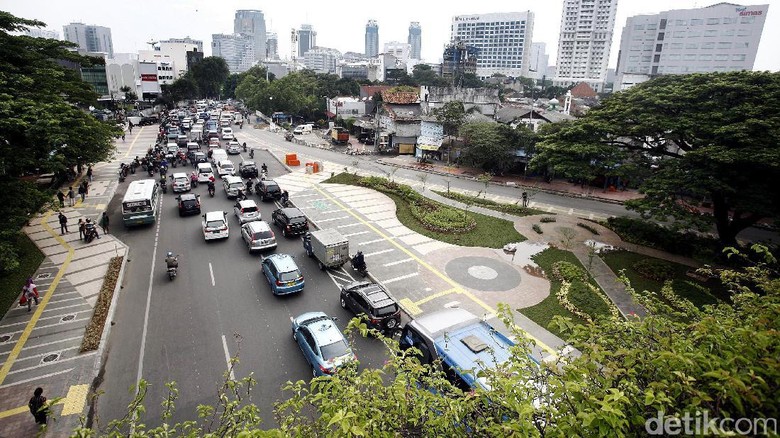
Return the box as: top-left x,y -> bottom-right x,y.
122,179 -> 161,226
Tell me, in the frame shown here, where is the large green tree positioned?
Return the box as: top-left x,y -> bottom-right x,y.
413,64 -> 449,87
459,122 -> 531,174
533,71 -> 780,245
189,56 -> 229,98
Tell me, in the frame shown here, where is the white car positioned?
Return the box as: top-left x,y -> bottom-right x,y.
202,211 -> 229,240
223,175 -> 244,198
227,141 -> 241,155
216,159 -> 235,177
197,163 -> 214,183
171,173 -> 191,193
221,127 -> 234,140
233,199 -> 261,224
241,220 -> 277,252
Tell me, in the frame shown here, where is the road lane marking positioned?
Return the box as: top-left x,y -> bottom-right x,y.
381,272 -> 419,285
413,287 -> 460,306
337,222 -> 363,229
221,334 -> 236,381
342,231 -> 369,237
123,126 -> 145,158
359,238 -> 386,245
383,258 -> 414,267
8,352 -> 94,375
398,298 -> 421,316
364,249 -> 395,257
315,216 -> 350,223
0,210 -> 74,386
0,368 -> 73,390
209,262 -> 215,286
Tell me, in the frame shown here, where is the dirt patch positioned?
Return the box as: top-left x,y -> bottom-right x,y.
80,256 -> 122,352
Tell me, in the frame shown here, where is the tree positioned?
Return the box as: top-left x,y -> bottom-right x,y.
413,64 -> 449,87
79,246 -> 780,436
432,101 -> 465,137
119,85 -> 137,102
458,122 -> 518,174
189,56 -> 230,98
533,71 -> 780,245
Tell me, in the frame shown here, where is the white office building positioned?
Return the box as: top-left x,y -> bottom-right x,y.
450,12 -> 535,79
529,42 -> 549,79
212,33 -> 255,73
304,47 -> 342,74
384,41 -> 412,65
234,10 -> 267,62
139,38 -> 203,79
266,32 -> 279,59
614,3 -> 769,91
554,0 -> 618,92
63,22 -> 114,57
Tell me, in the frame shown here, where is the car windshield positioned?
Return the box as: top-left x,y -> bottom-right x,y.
252,230 -> 272,239
206,220 -> 225,228
320,340 -> 350,361
174,177 -> 188,184
182,200 -> 198,208
373,304 -> 398,317
279,270 -> 301,282
241,206 -> 258,213
222,163 -> 234,169
289,216 -> 306,224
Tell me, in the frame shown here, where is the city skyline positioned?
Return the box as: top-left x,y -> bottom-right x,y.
2,0 -> 777,72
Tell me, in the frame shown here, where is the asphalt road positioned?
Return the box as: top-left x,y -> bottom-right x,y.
96,138 -> 389,429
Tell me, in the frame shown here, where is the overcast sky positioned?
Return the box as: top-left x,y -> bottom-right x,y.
2,0 -> 777,71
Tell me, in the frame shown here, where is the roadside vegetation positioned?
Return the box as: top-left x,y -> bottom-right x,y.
324,173 -> 525,248
432,190 -> 547,217
0,233 -> 44,315
81,256 -> 123,352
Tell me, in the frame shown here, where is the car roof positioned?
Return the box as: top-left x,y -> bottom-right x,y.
204,211 -> 225,221
265,253 -> 299,272
278,207 -> 303,217
225,175 -> 242,182
244,220 -> 271,232
219,160 -> 234,165
345,281 -> 397,309
238,199 -> 257,208
172,172 -> 187,178
180,193 -> 198,200
300,313 -> 346,346
241,161 -> 256,166
264,180 -> 280,187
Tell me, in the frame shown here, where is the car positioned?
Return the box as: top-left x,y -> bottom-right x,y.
234,199 -> 261,224
340,281 -> 402,333
171,172 -> 191,193
202,210 -> 229,240
227,141 -> 241,155
176,193 -> 201,216
291,311 -> 357,377
222,175 -> 244,198
256,179 -> 282,201
196,162 -> 214,182
239,161 -> 258,178
209,137 -> 221,148
241,220 -> 277,252
261,253 -> 304,295
272,207 -> 309,237
216,159 -> 235,177
192,152 -> 209,166
221,128 -> 234,140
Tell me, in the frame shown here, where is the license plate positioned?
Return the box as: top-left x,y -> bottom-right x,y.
286,281 -> 295,286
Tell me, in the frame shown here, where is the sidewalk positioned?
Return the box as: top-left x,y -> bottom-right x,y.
377,155 -> 643,205
0,158 -> 128,435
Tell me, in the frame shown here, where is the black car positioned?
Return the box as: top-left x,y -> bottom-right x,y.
340,281 -> 402,333
271,207 -> 309,237
177,193 -> 201,216
239,161 -> 258,178
256,179 -> 282,201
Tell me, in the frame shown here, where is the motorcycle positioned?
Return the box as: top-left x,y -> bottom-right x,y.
243,142 -> 247,153
208,185 -> 215,197
85,223 -> 99,243
285,132 -> 294,142
166,256 -> 179,280
350,253 -> 368,277
118,169 -> 126,182
249,149 -> 254,159
160,178 -> 168,194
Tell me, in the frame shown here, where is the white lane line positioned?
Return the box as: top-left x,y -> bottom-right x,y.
383,258 -> 414,267
14,345 -> 80,363
0,336 -> 83,356
0,368 -> 73,389
1,317 -> 91,336
209,262 -> 216,286
0,311 -> 91,329
342,231 -> 370,238
8,351 -> 95,375
381,272 -> 419,285
336,223 -> 363,229
359,238 -> 387,246
221,334 -> 236,381
568,208 -> 574,215
316,216 -> 350,223
364,248 -> 395,257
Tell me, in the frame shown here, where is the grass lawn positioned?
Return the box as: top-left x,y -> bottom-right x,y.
520,248 -> 610,339
432,190 -> 548,217
0,234 -> 44,315
600,251 -> 725,308
324,173 -> 525,248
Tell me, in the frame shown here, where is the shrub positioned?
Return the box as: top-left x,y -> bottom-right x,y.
603,217 -> 718,260
540,217 -> 557,223
552,261 -> 588,283
568,281 -> 612,319
577,222 -> 599,235
432,190 -> 545,217
532,224 -> 543,234
633,258 -> 677,281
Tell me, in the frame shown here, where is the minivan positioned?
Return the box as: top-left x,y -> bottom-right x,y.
261,253 -> 304,295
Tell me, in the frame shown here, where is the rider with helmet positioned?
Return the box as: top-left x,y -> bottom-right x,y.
165,252 -> 178,269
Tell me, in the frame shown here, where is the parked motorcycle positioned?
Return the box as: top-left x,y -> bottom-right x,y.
84,222 -> 99,243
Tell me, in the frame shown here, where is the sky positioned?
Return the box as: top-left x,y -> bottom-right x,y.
1,0 -> 778,71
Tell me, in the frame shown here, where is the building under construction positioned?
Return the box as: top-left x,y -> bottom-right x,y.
440,40 -> 478,83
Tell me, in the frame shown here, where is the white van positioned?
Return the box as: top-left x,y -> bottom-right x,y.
293,124 -> 313,135
211,148 -> 228,166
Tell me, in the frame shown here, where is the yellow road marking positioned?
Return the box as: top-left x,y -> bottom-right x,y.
60,384 -> 89,415
124,126 -> 145,158
308,179 -> 557,357
399,298 -> 421,316
414,287 -> 460,306
0,406 -> 28,419
0,211 -> 75,386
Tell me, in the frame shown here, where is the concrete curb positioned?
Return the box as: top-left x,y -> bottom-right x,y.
92,238 -> 130,375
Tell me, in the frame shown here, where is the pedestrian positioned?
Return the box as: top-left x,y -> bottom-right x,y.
22,277 -> 39,312
78,218 -> 85,241
122,133 -> 125,142
87,166 -> 93,182
28,387 -> 47,424
99,211 -> 110,234
81,179 -> 89,196
522,192 -> 529,208
67,186 -> 76,206
58,212 -> 69,235
78,184 -> 86,202
56,190 -> 65,208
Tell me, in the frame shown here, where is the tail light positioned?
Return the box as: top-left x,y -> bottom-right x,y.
276,279 -> 283,286
369,318 -> 380,325
286,225 -> 291,230
319,364 -> 334,375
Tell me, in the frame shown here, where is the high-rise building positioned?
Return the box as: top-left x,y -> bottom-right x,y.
554,0 -> 619,92
529,42 -> 549,79
297,24 -> 317,57
140,38 -> 203,78
234,10 -> 267,62
408,22 -> 422,60
614,3 -> 769,91
365,20 -> 379,57
384,41 -> 412,65
303,47 -> 342,74
450,12 -> 535,79
266,32 -> 279,59
63,22 -> 114,57
212,33 -> 255,73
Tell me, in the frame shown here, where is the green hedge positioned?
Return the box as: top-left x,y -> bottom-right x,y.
0,233 -> 44,315
603,217 -> 718,261
433,190 -> 547,217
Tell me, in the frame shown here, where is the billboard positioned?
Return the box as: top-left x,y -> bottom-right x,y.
139,62 -> 160,97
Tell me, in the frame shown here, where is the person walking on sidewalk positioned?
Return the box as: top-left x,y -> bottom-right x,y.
58,212 -> 69,234
78,184 -> 86,202
56,190 -> 65,208
67,186 -> 76,206
28,387 -> 48,425
78,218 -> 86,241
87,165 -> 93,182
22,277 -> 39,312
100,211 -> 110,234
522,191 -> 529,208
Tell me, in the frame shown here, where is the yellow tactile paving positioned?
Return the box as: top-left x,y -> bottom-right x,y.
399,298 -> 421,316
60,384 -> 89,416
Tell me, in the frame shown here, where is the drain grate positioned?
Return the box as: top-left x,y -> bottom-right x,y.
42,353 -> 60,363
61,314 -> 76,322
36,273 -> 52,280
0,334 -> 11,343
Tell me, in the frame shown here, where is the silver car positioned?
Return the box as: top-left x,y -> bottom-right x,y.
241,220 -> 277,252
234,199 -> 261,224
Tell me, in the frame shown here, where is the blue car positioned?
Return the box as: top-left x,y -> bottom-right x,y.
291,312 -> 357,377
261,253 -> 304,295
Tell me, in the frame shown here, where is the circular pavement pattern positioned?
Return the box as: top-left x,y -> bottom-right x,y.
445,256 -> 522,292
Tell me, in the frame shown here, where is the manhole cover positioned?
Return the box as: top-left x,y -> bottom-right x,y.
61,314 -> 76,322
36,273 -> 52,280
42,353 -> 60,363
0,334 -> 11,343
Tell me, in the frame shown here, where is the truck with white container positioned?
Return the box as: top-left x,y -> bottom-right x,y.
302,229 -> 350,270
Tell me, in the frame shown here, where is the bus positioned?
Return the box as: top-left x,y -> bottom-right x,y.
122,179 -> 160,226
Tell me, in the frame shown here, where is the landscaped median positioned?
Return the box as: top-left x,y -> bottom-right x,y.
432,190 -> 547,217
323,173 -> 525,248
81,256 -> 123,352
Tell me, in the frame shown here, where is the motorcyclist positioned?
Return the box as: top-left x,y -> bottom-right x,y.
243,142 -> 247,152
352,251 -> 366,271
249,149 -> 254,159
280,190 -> 289,206
207,180 -> 216,195
165,252 -> 178,269
261,162 -> 268,174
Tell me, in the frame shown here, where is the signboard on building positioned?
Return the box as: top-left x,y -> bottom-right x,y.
139,62 -> 160,98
